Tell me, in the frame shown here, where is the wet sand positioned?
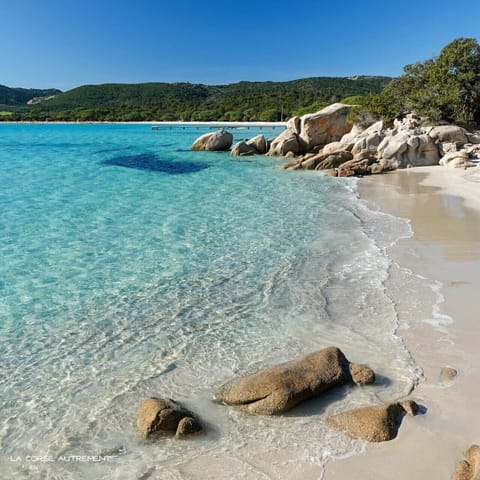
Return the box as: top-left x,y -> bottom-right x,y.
325,166 -> 480,479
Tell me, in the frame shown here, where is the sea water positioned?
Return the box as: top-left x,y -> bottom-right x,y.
0,124 -> 425,479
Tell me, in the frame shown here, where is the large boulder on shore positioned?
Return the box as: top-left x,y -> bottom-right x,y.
328,400 -> 419,442
214,347 -> 375,415
283,149 -> 353,171
191,130 -> 233,151
440,150 -> 474,168
337,154 -> 380,177
268,103 -> 352,156
377,132 -> 440,167
299,103 -> 353,149
454,445 -> 480,480
136,397 -> 202,439
427,125 -> 468,144
268,129 -> 304,156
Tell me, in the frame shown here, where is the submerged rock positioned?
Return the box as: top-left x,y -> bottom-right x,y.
328,400 -> 420,442
214,347 -> 375,415
136,397 -> 202,439
454,445 -> 480,480
440,367 -> 458,384
191,130 -> 233,151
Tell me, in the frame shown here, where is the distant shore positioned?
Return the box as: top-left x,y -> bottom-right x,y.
0,120 -> 287,127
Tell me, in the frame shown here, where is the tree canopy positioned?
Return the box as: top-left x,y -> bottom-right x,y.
360,38 -> 480,126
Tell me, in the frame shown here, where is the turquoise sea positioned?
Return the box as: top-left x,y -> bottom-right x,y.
0,124 -> 424,479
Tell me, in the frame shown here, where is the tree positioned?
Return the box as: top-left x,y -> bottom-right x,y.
369,38 -> 480,124
432,38 -> 480,122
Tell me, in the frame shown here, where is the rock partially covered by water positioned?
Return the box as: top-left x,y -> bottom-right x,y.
328,400 -> 420,442
136,397 -> 202,439
214,347 -> 375,415
268,129 -> 304,157
247,134 -> 268,154
454,445 -> 480,480
231,141 -> 258,156
231,134 -> 269,156
440,366 -> 458,384
191,130 -> 233,151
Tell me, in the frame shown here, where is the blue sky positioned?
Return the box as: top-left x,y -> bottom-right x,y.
1,0 -> 480,91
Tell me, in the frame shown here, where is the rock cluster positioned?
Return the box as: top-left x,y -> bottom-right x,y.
190,107 -> 480,176
135,348 -> 425,449
214,347 -> 375,415
327,400 -> 419,442
282,114 -> 480,175
136,397 -> 202,439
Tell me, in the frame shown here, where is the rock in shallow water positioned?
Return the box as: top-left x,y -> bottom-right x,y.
214,347 -> 375,415
231,141 -> 258,156
136,397 -> 202,439
440,366 -> 458,384
454,445 -> 480,480
247,134 -> 268,154
191,130 -> 233,151
328,400 -> 420,442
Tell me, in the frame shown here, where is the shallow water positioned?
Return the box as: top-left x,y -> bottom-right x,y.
0,124 -> 426,479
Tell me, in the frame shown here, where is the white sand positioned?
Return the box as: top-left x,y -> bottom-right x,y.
326,166 -> 480,479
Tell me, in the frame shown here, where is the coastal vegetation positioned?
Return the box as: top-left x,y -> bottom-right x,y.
0,77 -> 390,122
0,85 -> 60,107
351,38 -> 480,127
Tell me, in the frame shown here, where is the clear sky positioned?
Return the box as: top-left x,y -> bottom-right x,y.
1,0 -> 480,91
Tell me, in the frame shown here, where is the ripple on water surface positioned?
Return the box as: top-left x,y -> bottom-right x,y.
0,124 -> 425,479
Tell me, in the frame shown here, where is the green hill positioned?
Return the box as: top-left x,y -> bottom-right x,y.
3,76 -> 392,121
0,85 -> 61,107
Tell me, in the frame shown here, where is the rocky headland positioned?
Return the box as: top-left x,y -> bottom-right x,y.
191,103 -> 480,177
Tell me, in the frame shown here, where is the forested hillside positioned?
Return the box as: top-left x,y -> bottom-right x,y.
0,85 -> 61,106
1,76 -> 391,121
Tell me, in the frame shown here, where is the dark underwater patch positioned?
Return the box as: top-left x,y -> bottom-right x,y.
102,152 -> 209,174
94,146 -> 132,154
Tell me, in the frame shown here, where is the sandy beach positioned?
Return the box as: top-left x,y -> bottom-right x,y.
326,166 -> 480,479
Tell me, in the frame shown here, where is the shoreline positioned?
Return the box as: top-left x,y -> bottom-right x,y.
326,166 -> 480,479
0,120 -> 287,127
